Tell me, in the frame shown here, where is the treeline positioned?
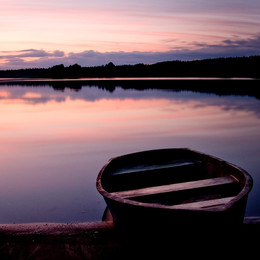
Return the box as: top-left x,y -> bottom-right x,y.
0,56 -> 259,78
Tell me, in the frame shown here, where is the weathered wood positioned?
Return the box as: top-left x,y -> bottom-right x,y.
0,221 -> 114,239
169,196 -> 234,209
0,221 -> 118,260
0,218 -> 259,259
112,176 -> 237,199
103,159 -> 206,192
97,148 -> 253,226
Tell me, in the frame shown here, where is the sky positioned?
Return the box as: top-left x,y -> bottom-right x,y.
0,0 -> 260,69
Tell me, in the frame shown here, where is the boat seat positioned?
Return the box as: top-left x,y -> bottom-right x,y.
168,196 -> 235,209
111,175 -> 238,199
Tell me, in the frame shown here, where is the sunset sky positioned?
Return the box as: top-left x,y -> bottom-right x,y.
0,0 -> 260,69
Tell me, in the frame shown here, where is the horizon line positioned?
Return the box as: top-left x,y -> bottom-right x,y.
0,55 -> 259,71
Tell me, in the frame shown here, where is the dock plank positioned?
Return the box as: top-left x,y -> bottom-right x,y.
1,217 -> 260,259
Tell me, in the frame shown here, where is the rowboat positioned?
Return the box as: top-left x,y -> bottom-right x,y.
96,149 -> 253,228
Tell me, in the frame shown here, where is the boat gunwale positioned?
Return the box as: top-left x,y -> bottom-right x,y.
96,148 -> 253,213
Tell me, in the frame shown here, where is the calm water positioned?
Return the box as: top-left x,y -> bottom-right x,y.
0,82 -> 260,223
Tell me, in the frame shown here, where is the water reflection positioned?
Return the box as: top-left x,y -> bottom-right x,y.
1,85 -> 260,116
0,83 -> 260,223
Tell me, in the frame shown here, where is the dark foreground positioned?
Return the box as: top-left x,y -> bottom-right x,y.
0,216 -> 259,260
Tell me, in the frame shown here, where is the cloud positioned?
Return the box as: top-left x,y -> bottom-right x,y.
222,35 -> 260,50
186,34 -> 260,59
0,34 -> 259,69
58,33 -> 260,64
0,49 -> 65,59
0,50 -> 66,69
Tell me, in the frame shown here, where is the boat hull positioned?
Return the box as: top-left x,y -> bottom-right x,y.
97,149 -> 253,228
103,194 -> 249,230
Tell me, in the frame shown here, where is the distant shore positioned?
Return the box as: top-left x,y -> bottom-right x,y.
0,56 -> 259,79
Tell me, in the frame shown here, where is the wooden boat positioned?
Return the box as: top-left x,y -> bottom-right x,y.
97,149 -> 253,228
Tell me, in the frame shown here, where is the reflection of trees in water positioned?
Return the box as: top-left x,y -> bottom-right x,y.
1,80 -> 260,116
1,78 -> 260,99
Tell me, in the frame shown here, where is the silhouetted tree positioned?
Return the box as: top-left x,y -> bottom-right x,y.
48,64 -> 65,78
0,56 -> 259,78
67,64 -> 82,77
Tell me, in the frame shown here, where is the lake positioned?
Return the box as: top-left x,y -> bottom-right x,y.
0,80 -> 260,224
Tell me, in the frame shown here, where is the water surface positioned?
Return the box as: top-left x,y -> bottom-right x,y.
0,82 -> 259,223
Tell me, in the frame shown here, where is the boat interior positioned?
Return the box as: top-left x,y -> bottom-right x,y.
101,150 -> 245,211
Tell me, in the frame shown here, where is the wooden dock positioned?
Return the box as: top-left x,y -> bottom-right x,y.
0,217 -> 259,259
0,221 -> 118,260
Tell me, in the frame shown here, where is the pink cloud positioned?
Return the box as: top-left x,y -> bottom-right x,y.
1,1 -> 260,69
1,33 -> 260,70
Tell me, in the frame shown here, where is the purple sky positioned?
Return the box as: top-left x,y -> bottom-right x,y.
0,0 -> 260,69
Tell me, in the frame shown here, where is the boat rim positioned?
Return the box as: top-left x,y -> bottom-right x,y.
96,148 -> 253,213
